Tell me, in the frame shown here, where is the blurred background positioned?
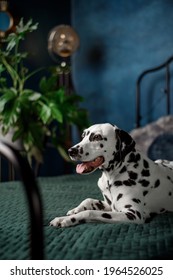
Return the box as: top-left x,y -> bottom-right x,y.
1,0 -> 173,178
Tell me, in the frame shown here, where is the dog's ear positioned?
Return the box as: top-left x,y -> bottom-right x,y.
115,129 -> 135,161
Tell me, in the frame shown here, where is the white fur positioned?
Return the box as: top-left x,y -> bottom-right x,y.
50,123 -> 173,227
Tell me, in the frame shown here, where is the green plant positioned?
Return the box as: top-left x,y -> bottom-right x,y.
0,18 -> 89,163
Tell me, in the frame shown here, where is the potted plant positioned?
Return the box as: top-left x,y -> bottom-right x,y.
0,18 -> 89,165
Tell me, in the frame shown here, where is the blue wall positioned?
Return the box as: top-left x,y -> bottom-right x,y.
71,0 -> 173,131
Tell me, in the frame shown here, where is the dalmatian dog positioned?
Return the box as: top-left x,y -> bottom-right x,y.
50,123 -> 173,228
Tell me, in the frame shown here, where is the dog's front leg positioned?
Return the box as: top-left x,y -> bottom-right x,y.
67,198 -> 111,215
50,209 -> 144,228
50,210 -> 95,228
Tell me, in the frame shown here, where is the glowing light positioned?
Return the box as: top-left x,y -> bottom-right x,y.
48,24 -> 80,58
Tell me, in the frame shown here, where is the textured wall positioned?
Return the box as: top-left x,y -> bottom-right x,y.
71,0 -> 173,131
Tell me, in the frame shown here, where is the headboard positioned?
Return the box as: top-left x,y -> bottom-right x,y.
136,56 -> 173,128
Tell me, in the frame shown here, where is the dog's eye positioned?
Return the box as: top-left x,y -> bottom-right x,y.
93,134 -> 103,141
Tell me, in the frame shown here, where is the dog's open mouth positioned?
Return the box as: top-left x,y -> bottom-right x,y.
76,156 -> 104,174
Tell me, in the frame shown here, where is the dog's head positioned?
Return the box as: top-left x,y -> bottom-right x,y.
68,123 -> 135,174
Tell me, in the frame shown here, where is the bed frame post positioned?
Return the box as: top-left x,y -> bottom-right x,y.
0,141 -> 44,260
165,64 -> 170,115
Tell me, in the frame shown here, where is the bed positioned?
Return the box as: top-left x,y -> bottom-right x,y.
0,57 -> 173,260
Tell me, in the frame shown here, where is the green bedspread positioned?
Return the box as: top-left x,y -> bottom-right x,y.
0,172 -> 173,259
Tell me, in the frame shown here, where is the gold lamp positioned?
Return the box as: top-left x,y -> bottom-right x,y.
48,24 -> 80,60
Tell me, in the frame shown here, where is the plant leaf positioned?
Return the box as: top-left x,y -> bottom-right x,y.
0,88 -> 16,113
39,103 -> 52,124
28,92 -> 41,101
39,75 -> 58,93
49,103 -> 63,123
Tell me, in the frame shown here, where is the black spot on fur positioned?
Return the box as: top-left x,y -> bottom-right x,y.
129,179 -> 136,185
89,133 -> 95,142
85,152 -> 89,156
136,211 -> 142,219
79,219 -> 86,224
117,129 -> 136,157
123,179 -> 136,186
124,204 -> 132,208
123,180 -> 131,186
106,164 -> 115,172
115,130 -> 136,163
128,171 -> 138,180
169,192 -> 172,196
100,144 -> 104,148
107,180 -> 112,189
116,134 -> 121,151
104,195 -> 112,205
114,181 -> 123,186
117,193 -> 123,201
84,207 -> 87,210
141,169 -> 150,177
71,218 -> 76,223
129,208 -> 135,214
136,153 -> 141,162
139,179 -> 150,187
143,159 -> 149,169
154,179 -> 160,188
132,198 -> 141,204
102,213 -> 112,219
160,208 -> 166,213
119,166 -> 127,173
104,137 -> 107,141
133,163 -> 139,168
96,201 -> 105,210
91,204 -> 96,210
127,153 -> 135,163
128,152 -> 141,163
106,150 -> 123,171
79,147 -> 83,154
126,212 -> 136,220
167,176 -> 173,184
143,191 -> 148,196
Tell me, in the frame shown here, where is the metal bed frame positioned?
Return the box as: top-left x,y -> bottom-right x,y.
136,56 -> 173,128
0,141 -> 44,259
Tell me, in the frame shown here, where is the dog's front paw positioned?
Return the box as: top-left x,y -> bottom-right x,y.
66,205 -> 87,215
66,207 -> 79,215
50,216 -> 76,228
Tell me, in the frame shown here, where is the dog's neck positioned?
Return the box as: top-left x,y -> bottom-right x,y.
101,148 -> 139,178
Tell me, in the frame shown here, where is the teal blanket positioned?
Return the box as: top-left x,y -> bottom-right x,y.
0,173 -> 173,259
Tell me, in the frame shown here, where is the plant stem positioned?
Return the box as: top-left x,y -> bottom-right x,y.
14,38 -> 19,88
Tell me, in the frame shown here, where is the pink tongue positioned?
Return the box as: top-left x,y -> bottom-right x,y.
76,157 -> 103,174
76,162 -> 91,174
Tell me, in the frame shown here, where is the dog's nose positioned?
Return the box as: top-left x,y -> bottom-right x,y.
68,147 -> 79,157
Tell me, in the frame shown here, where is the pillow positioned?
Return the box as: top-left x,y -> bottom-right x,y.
148,133 -> 173,161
